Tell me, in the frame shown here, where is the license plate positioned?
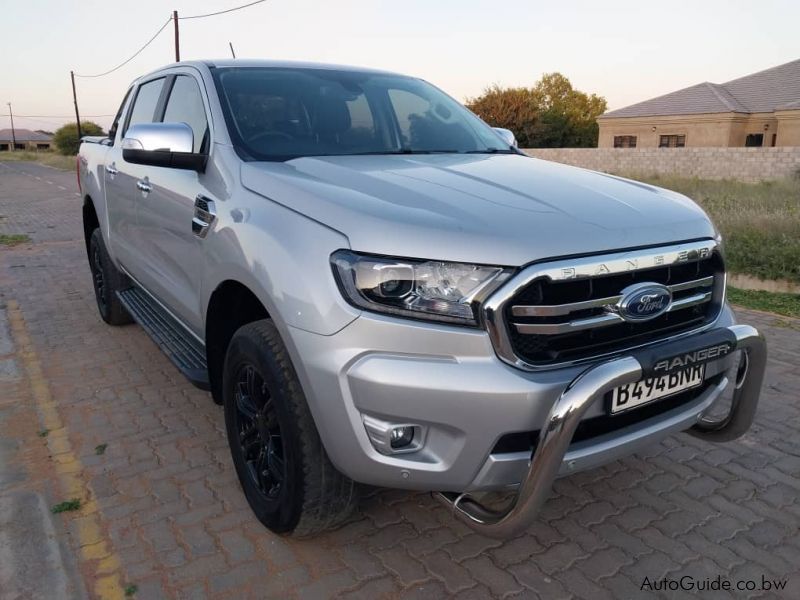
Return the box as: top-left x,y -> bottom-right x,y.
610,365 -> 705,414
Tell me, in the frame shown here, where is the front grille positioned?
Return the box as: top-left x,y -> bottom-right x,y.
493,241 -> 724,368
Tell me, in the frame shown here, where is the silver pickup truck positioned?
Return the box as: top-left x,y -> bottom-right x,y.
78,59 -> 766,538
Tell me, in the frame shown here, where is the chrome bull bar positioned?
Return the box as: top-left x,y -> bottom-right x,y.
435,324 -> 766,538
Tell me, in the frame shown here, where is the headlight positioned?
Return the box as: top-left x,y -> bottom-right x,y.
331,250 -> 508,325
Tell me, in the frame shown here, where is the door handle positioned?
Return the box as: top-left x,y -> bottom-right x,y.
136,178 -> 152,194
105,162 -> 118,176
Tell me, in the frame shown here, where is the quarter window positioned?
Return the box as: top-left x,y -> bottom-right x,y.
659,134 -> 686,148
613,135 -> 637,148
126,78 -> 165,134
163,75 -> 209,153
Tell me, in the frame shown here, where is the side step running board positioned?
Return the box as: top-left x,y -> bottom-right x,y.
117,287 -> 210,390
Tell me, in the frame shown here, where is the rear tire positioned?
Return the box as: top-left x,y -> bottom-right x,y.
88,228 -> 132,326
222,320 -> 358,537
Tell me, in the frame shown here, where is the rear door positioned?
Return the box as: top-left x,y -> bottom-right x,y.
131,72 -> 213,336
105,77 -> 166,272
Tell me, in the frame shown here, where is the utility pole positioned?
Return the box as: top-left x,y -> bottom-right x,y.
229,42 -> 236,59
173,10 -> 180,62
6,103 -> 17,151
70,71 -> 82,141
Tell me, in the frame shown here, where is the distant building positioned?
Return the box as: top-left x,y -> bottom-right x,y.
597,59 -> 800,148
0,128 -> 53,151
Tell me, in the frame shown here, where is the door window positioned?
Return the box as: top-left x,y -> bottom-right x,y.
126,78 -> 165,134
162,75 -> 209,153
108,87 -> 133,144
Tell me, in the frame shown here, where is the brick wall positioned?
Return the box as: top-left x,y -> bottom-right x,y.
523,147 -> 800,182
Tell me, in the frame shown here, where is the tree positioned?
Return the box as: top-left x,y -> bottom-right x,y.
466,73 -> 607,148
53,121 -> 106,155
466,84 -> 542,147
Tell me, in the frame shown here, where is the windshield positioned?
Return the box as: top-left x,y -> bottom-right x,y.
212,67 -> 512,161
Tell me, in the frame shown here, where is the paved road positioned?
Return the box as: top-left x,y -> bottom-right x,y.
1,160 -> 799,599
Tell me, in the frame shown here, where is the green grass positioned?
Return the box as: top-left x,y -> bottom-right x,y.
124,584 -> 138,597
631,175 -> 800,284
727,287 -> 800,318
37,429 -> 50,438
95,443 -> 108,455
0,150 -> 75,170
51,498 -> 81,514
0,234 -> 31,246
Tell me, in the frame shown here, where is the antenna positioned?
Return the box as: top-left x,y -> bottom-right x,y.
229,42 -> 237,58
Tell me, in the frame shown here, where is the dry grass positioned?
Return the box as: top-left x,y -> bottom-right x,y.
632,175 -> 800,284
0,150 -> 75,171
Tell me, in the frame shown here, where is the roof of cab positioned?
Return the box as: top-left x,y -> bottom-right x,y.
136,59 -> 404,82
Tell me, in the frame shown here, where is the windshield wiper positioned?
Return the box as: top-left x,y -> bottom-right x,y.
396,149 -> 460,154
306,149 -> 460,157
463,148 -> 516,154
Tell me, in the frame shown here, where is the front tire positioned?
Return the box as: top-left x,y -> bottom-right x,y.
222,320 -> 358,536
88,228 -> 132,326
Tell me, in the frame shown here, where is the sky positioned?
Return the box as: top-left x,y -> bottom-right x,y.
1,0 -> 798,133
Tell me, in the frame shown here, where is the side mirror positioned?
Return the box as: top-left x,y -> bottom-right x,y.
122,122 -> 206,171
492,127 -> 518,148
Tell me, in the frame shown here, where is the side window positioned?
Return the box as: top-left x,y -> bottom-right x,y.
387,88 -> 473,151
125,78 -> 165,134
387,89 -> 430,146
162,75 -> 209,153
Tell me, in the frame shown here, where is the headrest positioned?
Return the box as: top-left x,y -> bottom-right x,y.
312,96 -> 351,136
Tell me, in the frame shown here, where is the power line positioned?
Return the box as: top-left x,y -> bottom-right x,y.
4,114 -> 114,118
74,16 -> 172,78
180,0 -> 268,20
72,2 -> 269,79
1,115 -> 63,128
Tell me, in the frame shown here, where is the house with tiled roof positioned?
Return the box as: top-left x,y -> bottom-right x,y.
0,128 -> 53,151
597,59 -> 800,148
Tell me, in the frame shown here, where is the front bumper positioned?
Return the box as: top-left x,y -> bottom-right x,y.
435,323 -> 766,537
286,304 -> 754,496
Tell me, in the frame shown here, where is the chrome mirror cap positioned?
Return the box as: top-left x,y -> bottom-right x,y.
492,127 -> 518,148
122,122 -> 194,153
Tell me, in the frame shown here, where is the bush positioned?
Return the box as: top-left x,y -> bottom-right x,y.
53,121 -> 105,155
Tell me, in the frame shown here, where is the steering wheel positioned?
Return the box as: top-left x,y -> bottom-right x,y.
246,130 -> 293,145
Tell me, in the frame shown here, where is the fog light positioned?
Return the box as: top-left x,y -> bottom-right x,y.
390,426 -> 415,449
362,416 -> 424,455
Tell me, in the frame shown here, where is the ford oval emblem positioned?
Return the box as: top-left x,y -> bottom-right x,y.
617,282 -> 672,322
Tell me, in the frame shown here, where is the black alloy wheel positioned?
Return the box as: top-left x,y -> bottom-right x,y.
232,363 -> 286,502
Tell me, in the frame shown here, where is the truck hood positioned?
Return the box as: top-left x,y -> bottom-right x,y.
241,153 -> 715,266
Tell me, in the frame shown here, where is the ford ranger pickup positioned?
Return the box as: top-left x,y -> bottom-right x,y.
78,60 -> 766,538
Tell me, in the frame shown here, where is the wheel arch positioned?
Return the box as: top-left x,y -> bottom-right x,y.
205,279 -> 271,404
82,195 -> 99,259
